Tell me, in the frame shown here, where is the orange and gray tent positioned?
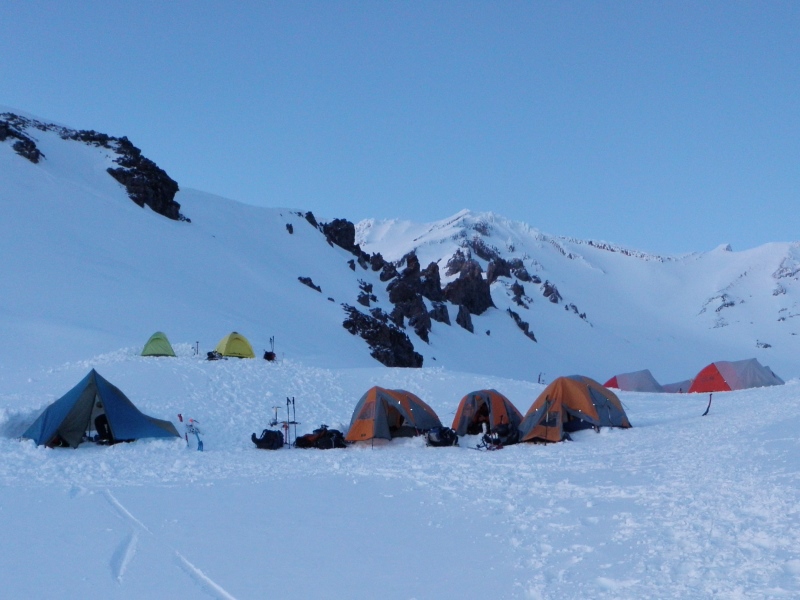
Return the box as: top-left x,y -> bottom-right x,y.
518,376 -> 631,443
688,358 -> 784,393
604,369 -> 664,393
215,331 -> 255,358
451,389 -> 523,436
345,386 -> 442,442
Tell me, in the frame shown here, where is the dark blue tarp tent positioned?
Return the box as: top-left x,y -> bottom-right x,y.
22,369 -> 180,448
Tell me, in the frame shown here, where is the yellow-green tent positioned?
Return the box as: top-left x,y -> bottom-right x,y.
141,331 -> 176,357
215,332 -> 255,358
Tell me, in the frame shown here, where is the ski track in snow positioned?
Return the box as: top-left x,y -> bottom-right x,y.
111,531 -> 138,583
103,489 -> 239,599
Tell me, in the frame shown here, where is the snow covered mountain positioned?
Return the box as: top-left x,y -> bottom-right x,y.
2,107 -> 798,385
2,108 -> 800,599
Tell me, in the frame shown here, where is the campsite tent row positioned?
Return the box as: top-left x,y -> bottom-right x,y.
604,358 -> 784,394
141,331 -> 256,359
345,378 -> 631,445
24,373 -> 631,448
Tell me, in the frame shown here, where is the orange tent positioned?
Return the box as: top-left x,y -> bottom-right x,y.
688,358 -> 784,393
345,387 -> 441,442
451,389 -> 523,436
518,376 -> 631,443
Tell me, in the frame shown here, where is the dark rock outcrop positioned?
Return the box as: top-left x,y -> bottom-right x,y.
511,281 -> 529,308
487,258 -> 512,285
0,117 -> 43,163
298,276 -> 322,292
507,308 -> 537,342
357,280 -> 377,307
419,262 -> 444,301
445,249 -> 470,277
286,223 -> 294,234
342,305 -> 423,368
443,260 -> 495,315
565,303 -> 587,321
541,280 -> 562,304
370,253 -> 386,272
456,305 -> 474,333
386,254 -> 434,342
1,112 -> 186,221
467,236 -> 500,262
429,301 -> 450,325
380,262 -> 398,282
322,218 -> 357,253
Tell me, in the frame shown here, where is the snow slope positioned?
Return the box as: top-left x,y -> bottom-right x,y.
2,108 -> 799,598
1,352 -> 799,598
3,107 -> 800,385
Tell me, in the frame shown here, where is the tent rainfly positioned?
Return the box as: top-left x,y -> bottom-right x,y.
22,369 -> 180,448
604,369 -> 664,393
518,375 -> 632,444
215,332 -> 255,358
141,331 -> 176,357
688,358 -> 784,393
345,387 -> 441,442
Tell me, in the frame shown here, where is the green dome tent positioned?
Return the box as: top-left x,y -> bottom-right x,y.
141,331 -> 176,357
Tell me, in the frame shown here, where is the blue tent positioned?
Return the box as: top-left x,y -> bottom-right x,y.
22,369 -> 179,448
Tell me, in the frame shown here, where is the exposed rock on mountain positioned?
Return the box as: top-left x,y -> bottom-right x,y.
0,112 -> 185,221
541,280 -> 562,304
443,260 -> 495,315
342,305 -> 424,367
456,305 -> 474,332
298,276 -> 322,292
429,301 -> 450,325
507,309 -> 537,342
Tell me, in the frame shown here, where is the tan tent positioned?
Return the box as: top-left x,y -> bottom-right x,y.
604,369 -> 663,392
345,387 -> 441,442
215,332 -> 255,358
519,376 -> 631,443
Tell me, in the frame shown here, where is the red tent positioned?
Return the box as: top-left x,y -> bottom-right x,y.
688,358 -> 783,393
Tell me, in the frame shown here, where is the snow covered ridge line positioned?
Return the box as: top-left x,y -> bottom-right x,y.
0,112 -> 186,221
560,236 -> 675,262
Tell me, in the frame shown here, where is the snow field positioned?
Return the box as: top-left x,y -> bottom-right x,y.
1,351 -> 798,598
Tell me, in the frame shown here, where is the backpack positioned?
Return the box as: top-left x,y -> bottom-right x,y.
251,429 -> 285,450
295,425 -> 348,449
481,423 -> 519,449
426,426 -> 459,447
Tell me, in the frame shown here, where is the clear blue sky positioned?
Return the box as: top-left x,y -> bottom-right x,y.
2,1 -> 798,254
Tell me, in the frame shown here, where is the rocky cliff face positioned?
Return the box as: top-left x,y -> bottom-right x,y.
0,112 -> 186,221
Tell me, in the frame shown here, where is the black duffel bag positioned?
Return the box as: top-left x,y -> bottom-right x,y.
426,426 -> 459,447
251,429 -> 285,450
